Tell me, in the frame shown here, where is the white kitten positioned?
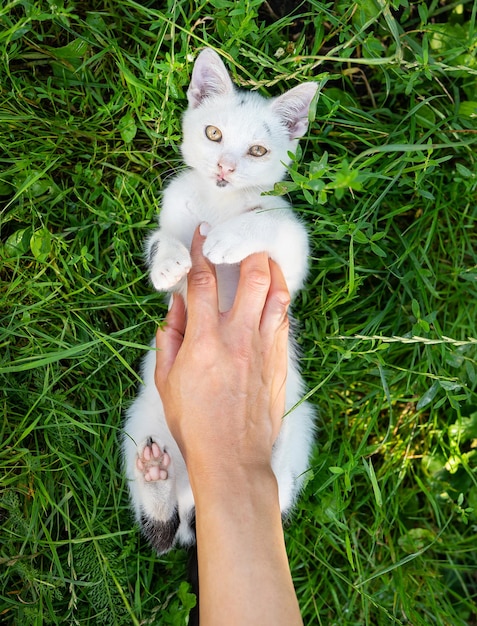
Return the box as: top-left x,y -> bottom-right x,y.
122,49 -> 317,553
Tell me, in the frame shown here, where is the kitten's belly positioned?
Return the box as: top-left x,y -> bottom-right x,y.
215,263 -> 241,312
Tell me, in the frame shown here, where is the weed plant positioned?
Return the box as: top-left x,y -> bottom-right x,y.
1,1 -> 477,624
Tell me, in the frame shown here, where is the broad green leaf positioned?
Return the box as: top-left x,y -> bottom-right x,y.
416,381 -> 439,410
119,111 -> 137,143
353,229 -> 369,244
50,38 -> 89,60
4,228 -> 31,257
411,298 -> 421,320
30,228 -> 52,263
398,528 -> 436,554
439,380 -> 462,392
458,101 -> 477,118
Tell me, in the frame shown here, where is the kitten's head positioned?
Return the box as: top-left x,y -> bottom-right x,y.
181,49 -> 317,192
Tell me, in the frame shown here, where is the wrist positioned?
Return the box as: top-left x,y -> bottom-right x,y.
188,459 -> 279,509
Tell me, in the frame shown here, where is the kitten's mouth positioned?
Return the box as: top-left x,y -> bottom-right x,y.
216,179 -> 230,188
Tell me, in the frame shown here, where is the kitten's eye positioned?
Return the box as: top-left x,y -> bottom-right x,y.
205,125 -> 222,142
249,145 -> 268,157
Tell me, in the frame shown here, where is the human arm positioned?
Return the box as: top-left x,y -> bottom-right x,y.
154,226 -> 303,626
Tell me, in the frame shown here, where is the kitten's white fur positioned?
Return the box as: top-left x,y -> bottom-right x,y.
122,49 -> 317,553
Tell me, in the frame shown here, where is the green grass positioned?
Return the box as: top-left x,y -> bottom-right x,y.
1,0 -> 477,624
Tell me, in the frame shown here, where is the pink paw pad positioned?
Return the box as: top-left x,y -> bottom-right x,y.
137,440 -> 171,482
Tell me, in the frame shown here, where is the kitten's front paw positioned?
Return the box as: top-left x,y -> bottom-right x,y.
203,228 -> 256,265
150,249 -> 192,291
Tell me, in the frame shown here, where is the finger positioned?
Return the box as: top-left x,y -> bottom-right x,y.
260,259 -> 291,342
230,252 -> 271,331
186,225 -> 219,329
155,294 -> 186,394
267,333 -> 289,431
262,260 -> 290,428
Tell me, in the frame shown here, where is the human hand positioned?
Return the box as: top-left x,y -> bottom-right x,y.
155,227 -> 303,625
154,225 -> 291,480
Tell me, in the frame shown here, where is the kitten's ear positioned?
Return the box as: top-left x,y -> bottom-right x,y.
187,49 -> 234,108
271,83 -> 318,140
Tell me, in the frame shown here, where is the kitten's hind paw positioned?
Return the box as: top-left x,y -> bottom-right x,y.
137,439 -> 171,482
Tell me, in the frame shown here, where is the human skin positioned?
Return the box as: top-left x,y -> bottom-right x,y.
154,226 -> 303,626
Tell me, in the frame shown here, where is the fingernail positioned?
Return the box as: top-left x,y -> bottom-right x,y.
199,222 -> 210,237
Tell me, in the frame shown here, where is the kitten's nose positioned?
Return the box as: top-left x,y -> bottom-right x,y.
217,157 -> 236,174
